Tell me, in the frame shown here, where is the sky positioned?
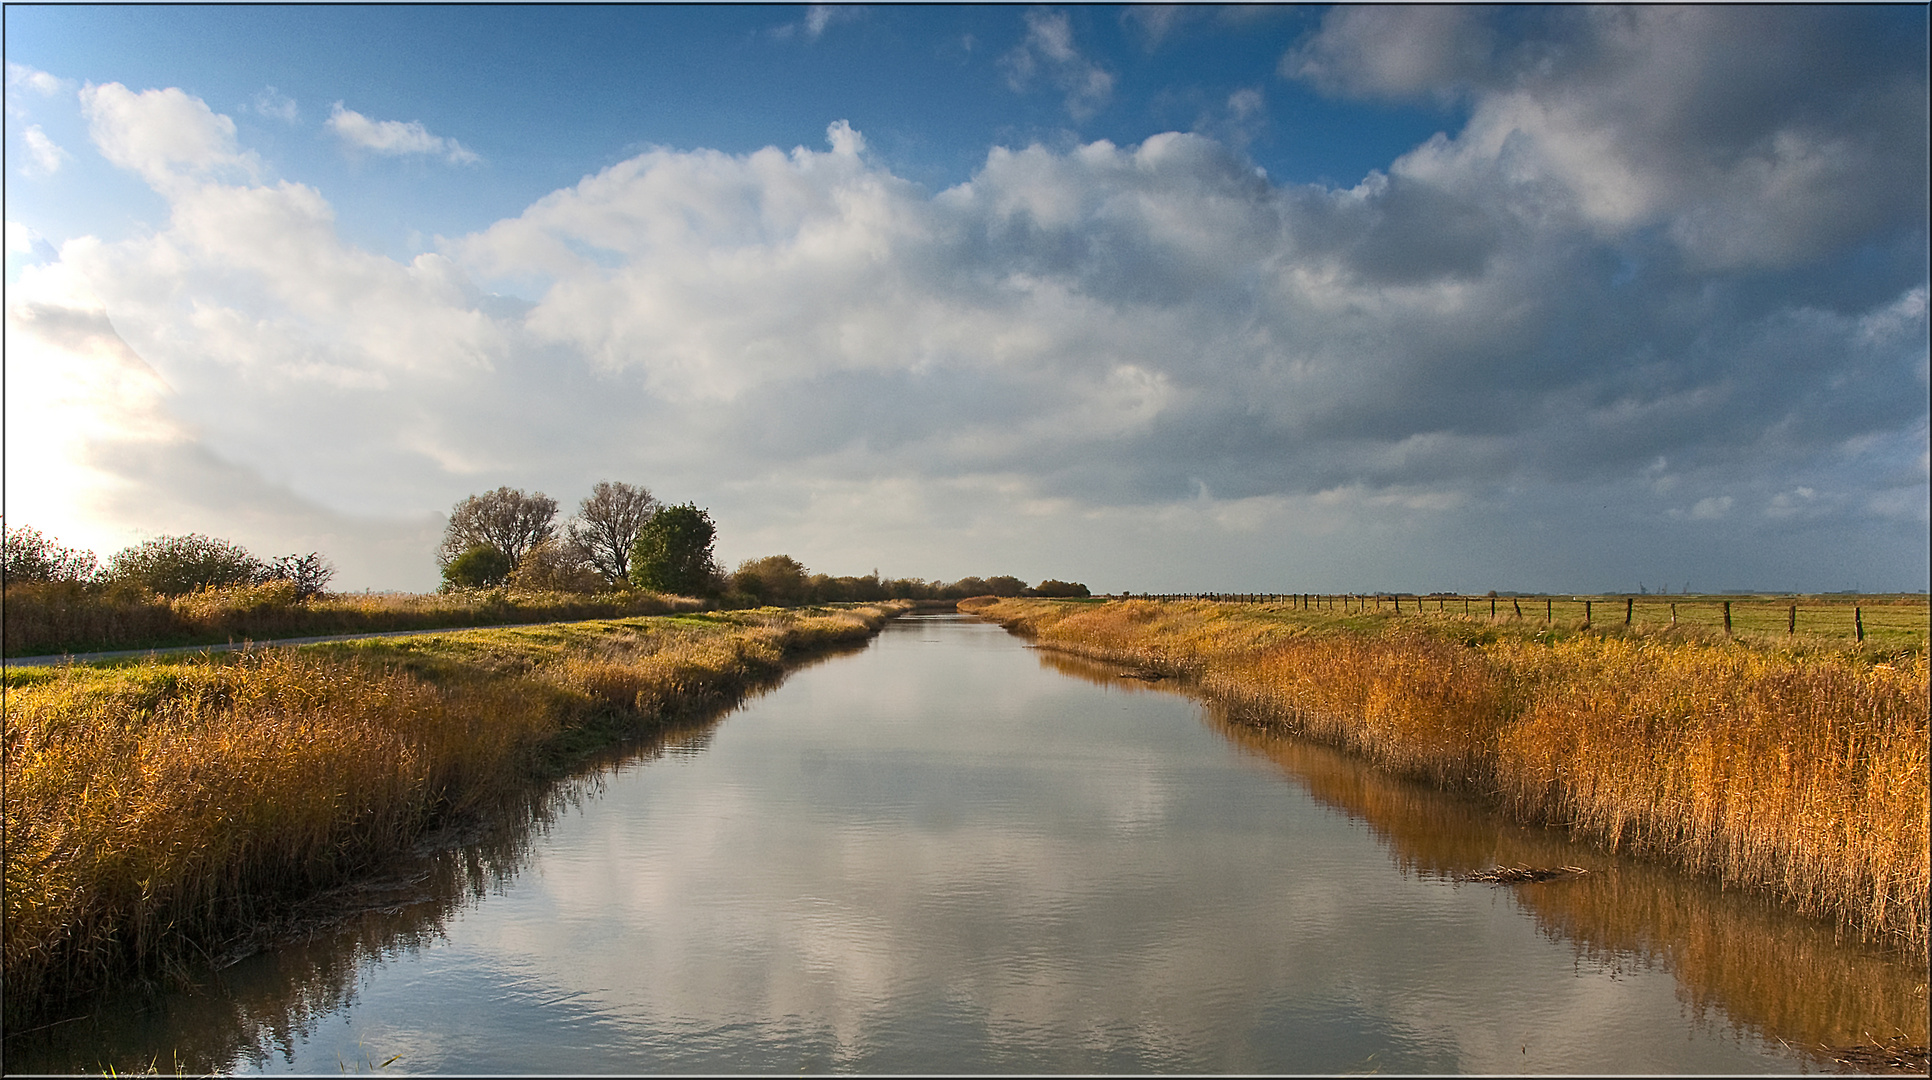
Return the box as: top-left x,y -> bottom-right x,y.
4,4 -> 1927,595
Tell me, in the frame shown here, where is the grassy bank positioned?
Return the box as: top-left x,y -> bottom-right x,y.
1,581 -> 710,658
3,602 -> 909,1024
962,597 -> 1929,958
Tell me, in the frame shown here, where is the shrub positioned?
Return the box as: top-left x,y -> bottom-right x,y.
1033,579 -> 1091,598
442,544 -> 514,589
259,552 -> 336,600
731,555 -> 810,606
1,522 -> 98,584
511,538 -> 605,594
101,534 -> 263,596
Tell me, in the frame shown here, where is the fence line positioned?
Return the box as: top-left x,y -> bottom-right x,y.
1107,592 -> 1920,643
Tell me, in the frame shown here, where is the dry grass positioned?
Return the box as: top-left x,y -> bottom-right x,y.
1209,714 -> 1930,1060
1,581 -> 708,658
2,603 -> 907,1024
965,597 -> 1930,958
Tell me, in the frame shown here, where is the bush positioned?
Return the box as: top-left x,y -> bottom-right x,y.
1,523 -> 98,584
731,555 -> 811,606
510,538 -> 605,594
442,544 -> 514,589
1033,579 -> 1091,598
259,552 -> 336,600
101,534 -> 263,596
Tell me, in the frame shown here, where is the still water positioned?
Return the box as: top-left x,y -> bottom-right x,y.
14,615 -> 1927,1073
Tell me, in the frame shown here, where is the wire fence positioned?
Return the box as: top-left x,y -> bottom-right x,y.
1112,592 -> 1931,645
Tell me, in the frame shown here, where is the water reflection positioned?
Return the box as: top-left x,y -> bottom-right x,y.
4,697 -> 766,1074
10,618 -> 1923,1073
1042,647 -> 1931,1063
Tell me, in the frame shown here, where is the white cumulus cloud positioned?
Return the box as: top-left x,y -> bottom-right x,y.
19,125 -> 71,176
327,103 -> 479,164
6,61 -> 70,97
80,81 -> 256,189
9,40 -> 1926,593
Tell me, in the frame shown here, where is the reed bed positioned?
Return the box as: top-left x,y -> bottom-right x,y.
2,603 -> 907,1025
1210,715 -> 1929,1058
963,597 -> 1930,958
1,580 -> 707,658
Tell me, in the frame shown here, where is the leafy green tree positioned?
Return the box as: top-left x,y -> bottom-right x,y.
628,503 -> 720,596
442,543 -> 514,589
1,522 -> 98,584
1033,579 -> 1091,598
102,534 -> 264,596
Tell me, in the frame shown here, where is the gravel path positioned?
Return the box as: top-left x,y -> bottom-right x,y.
3,623 -> 557,668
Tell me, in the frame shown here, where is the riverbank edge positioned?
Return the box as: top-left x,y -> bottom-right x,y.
0,583 -> 712,660
959,596 -> 1930,964
4,602 -> 915,1029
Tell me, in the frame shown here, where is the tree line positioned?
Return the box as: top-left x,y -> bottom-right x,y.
437,481 -> 1090,604
436,481 -> 719,594
1,521 -> 335,598
1,482 -> 1090,607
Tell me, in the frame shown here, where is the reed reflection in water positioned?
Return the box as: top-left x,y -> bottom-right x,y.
13,618 -> 1919,1073
1041,648 -> 1930,1068
4,703 -> 759,1074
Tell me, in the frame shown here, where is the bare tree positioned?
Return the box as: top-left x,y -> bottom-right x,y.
439,487 -> 558,569
569,480 -> 658,586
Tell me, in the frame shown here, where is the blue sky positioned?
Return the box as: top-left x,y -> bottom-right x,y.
6,5 -> 1928,593
7,6 -> 1459,259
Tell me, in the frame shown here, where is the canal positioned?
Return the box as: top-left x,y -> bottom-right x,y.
11,614 -> 1926,1073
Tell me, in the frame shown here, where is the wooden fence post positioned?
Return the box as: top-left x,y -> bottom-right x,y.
1491,597 -> 1497,619
1625,597 -> 1633,625
1583,600 -> 1592,627
1670,603 -> 1676,626
1545,598 -> 1552,623
1723,600 -> 1732,637
1855,607 -> 1864,643
1788,603 -> 1796,635
1513,599 -> 1522,619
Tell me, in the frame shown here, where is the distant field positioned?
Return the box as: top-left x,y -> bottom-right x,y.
1119,592 -> 1930,651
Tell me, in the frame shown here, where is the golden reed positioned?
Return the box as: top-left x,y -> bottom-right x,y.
3,604 -> 905,1024
963,597 -> 1929,958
